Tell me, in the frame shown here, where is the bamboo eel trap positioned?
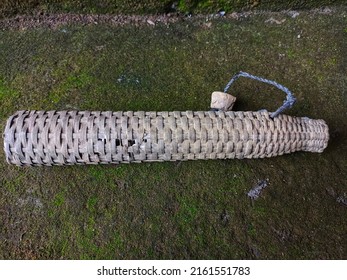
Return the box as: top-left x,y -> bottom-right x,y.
3,72 -> 329,166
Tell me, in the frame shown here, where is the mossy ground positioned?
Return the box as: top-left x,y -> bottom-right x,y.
0,9 -> 346,259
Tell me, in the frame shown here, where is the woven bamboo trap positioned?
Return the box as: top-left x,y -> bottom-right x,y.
3,72 -> 329,166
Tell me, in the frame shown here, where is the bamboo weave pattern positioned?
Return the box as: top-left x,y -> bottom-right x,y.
3,110 -> 329,166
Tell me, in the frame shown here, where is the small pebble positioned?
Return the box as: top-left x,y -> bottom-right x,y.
147,19 -> 155,26
288,11 -> 300,18
247,179 -> 269,200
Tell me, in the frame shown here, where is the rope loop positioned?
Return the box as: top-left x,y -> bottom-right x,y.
224,71 -> 296,118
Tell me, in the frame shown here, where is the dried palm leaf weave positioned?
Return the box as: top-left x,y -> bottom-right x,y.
4,110 -> 329,166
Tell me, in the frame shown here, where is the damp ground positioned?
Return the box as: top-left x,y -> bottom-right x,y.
0,8 -> 346,259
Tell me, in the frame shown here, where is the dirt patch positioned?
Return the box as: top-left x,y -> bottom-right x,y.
0,7 -> 341,30
0,13 -> 186,30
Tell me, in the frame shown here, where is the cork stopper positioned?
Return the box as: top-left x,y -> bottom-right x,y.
210,91 -> 236,111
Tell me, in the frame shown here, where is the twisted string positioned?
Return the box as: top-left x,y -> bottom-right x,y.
224,71 -> 296,118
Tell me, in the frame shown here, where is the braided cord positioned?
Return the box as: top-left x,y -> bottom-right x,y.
224,71 -> 296,118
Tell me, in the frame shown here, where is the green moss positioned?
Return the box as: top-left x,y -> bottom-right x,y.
286,49 -> 297,59
89,165 -> 127,183
86,197 -> 98,212
0,9 -> 346,260
53,191 -> 65,207
3,174 -> 24,194
112,232 -> 124,250
247,223 -> 257,237
0,78 -> 20,117
177,197 -> 199,225
178,0 -> 189,12
48,71 -> 92,105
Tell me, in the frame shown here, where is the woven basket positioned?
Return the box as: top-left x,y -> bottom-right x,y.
3,110 -> 329,166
